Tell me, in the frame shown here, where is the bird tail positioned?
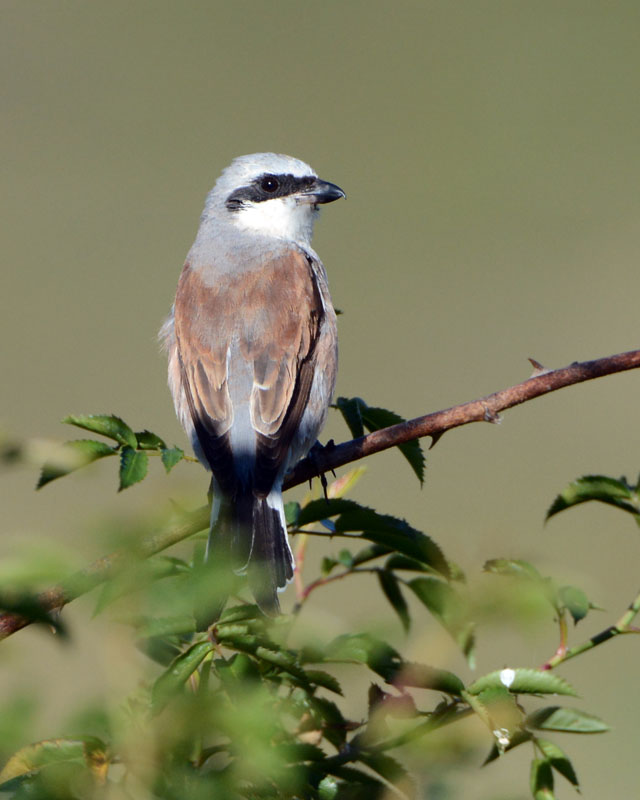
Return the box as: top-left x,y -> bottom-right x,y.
200,487 -> 294,624
248,491 -> 295,614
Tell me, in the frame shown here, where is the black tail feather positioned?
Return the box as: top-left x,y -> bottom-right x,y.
249,496 -> 294,615
199,491 -> 294,625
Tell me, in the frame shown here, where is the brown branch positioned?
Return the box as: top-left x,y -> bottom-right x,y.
0,507 -> 209,640
284,348 -> 640,488
2,348 -> 639,641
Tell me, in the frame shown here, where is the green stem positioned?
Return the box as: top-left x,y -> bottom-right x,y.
544,587 -> 640,669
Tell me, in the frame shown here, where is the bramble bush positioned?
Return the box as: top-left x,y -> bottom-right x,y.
1,400 -> 639,799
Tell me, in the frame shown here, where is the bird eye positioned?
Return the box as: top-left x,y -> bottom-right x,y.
260,176 -> 279,193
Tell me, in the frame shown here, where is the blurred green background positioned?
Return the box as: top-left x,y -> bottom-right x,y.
2,2 -> 640,797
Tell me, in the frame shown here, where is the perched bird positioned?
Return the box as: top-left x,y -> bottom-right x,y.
161,153 -> 344,618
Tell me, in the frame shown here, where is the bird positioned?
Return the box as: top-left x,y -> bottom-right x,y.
160,153 -> 344,620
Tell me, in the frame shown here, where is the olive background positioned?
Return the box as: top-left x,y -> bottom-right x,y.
2,2 -> 640,797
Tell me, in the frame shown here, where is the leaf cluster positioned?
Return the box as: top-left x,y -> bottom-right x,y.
3,408 -> 639,799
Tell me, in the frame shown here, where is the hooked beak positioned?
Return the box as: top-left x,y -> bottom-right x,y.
300,178 -> 346,205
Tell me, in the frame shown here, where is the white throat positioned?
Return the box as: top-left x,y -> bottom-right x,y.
232,196 -> 317,247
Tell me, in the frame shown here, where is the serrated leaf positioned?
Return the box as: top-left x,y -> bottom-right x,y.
0,737 -> 107,786
119,446 -> 148,490
463,685 -> 522,739
483,729 -> 532,763
335,396 -> 425,484
359,751 -> 409,786
377,570 -> 410,633
334,397 -> 365,438
558,585 -> 590,625
530,758 -> 554,799
385,554 -> 432,572
151,640 -> 212,713
359,403 -> 425,486
303,669 -> 342,695
37,439 -> 116,488
133,614 -> 196,640
351,544 -> 391,566
526,706 -> 609,733
297,498 -> 363,526
135,430 -> 166,449
160,446 -> 184,473
484,558 -> 544,582
298,499 -> 449,577
323,633 -> 404,682
536,739 -> 579,787
62,414 -> 137,449
407,577 -> 475,665
468,669 -> 577,697
394,662 -> 465,695
547,474 -> 639,519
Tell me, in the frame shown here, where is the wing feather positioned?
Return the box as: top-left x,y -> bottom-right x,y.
173,249 -> 324,496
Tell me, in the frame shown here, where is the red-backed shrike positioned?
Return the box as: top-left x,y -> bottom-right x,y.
161,153 -> 344,616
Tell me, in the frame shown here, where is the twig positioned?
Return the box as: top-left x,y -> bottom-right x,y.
542,585 -> 640,670
1,348 -> 639,641
284,349 -> 640,488
0,507 -> 209,640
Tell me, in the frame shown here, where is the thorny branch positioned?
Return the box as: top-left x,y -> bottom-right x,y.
1,348 -> 639,641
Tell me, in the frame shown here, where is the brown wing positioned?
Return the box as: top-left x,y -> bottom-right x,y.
173,248 -> 323,496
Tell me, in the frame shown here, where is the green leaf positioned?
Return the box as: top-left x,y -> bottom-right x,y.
468,668 -> 577,697
323,633 -> 404,682
530,758 -> 555,799
547,474 -> 639,519
536,738 -> 580,788
484,558 -> 544,581
298,499 -> 449,577
385,554 -> 433,572
335,396 -> 425,484
135,430 -> 167,449
119,446 -> 148,490
351,544 -> 391,566
303,670 -> 343,695
377,570 -> 411,633
0,737 -> 107,786
297,498 -> 363,526
318,776 -> 339,800
334,396 -> 365,438
526,706 -> 609,733
37,439 -> 116,488
321,556 -> 339,576
358,751 -> 409,786
160,446 -> 184,473
93,556 -> 189,616
62,413 -> 137,449
133,614 -> 196,640
394,662 -> 465,696
558,585 -> 590,625
284,501 -> 301,526
483,729 -> 532,763
151,640 -> 212,713
407,577 -> 475,665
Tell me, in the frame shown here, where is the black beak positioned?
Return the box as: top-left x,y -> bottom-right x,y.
305,179 -> 346,205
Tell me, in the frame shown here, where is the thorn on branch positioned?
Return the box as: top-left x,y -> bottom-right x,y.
528,357 -> 552,377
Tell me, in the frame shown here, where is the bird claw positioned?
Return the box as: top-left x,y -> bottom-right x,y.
307,440 -> 336,501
